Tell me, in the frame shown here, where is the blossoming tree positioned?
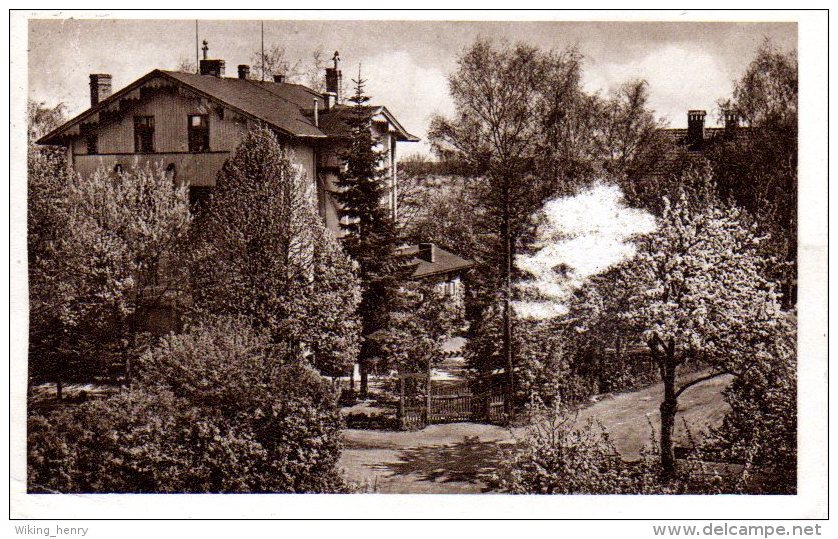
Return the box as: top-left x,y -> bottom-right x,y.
618,191 -> 786,480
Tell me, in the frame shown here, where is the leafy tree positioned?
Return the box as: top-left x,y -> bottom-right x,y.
429,39 -> 601,412
28,316 -> 347,493
28,101 -> 69,393
27,100 -> 66,145
704,316 -> 797,493
608,189 -> 787,481
333,72 -> 407,396
190,125 -> 361,375
707,39 -> 798,305
40,163 -> 191,393
379,281 -> 462,375
593,80 -> 673,211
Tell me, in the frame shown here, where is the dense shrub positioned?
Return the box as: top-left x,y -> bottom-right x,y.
703,317 -> 797,494
491,399 -> 640,494
491,400 -> 746,494
28,317 -> 347,493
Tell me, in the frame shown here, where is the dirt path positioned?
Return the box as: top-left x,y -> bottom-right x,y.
339,373 -> 732,493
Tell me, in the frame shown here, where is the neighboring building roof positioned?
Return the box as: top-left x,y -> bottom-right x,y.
37,69 -> 419,145
399,244 -> 474,279
646,125 -> 751,179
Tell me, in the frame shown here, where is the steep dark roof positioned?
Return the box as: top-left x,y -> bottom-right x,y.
399,244 -> 473,279
162,71 -> 327,138
37,69 -> 419,145
318,104 -> 420,142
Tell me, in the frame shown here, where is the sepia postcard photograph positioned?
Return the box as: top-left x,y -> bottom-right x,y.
8,8 -> 829,526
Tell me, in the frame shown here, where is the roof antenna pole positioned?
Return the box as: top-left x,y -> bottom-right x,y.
195,20 -> 199,74
261,21 -> 265,81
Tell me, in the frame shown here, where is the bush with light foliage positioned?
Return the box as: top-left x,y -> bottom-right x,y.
190,125 -> 361,376
491,399 -> 642,494
28,316 -> 347,493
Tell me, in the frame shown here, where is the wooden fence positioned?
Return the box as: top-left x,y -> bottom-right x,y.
397,374 -> 505,429
429,382 -> 473,423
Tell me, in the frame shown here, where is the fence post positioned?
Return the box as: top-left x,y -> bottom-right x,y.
398,375 -> 405,430
426,359 -> 433,425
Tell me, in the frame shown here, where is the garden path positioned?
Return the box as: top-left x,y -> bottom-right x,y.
339,372 -> 732,493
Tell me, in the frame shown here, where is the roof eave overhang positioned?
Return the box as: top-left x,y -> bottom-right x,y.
411,262 -> 474,280
377,106 -> 420,142
37,69 -> 327,145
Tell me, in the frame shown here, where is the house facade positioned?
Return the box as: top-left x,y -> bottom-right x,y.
37,49 -> 419,235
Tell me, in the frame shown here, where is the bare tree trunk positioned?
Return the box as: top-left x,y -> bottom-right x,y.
426,358 -> 433,425
648,335 -> 680,482
359,360 -> 368,399
658,341 -> 678,482
502,175 -> 514,418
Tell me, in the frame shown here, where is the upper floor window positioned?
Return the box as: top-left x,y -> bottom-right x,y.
188,115 -> 209,152
86,134 -> 98,155
134,116 -> 155,153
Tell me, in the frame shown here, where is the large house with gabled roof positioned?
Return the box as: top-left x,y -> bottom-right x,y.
37,48 -> 473,323
37,48 -> 419,235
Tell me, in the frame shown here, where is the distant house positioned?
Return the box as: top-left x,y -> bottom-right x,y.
37,47 -> 419,235
399,242 -> 473,304
651,109 -> 746,178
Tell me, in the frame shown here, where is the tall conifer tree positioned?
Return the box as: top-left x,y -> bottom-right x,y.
334,69 -> 406,397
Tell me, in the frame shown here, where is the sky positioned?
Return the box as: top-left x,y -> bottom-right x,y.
28,18 -> 796,156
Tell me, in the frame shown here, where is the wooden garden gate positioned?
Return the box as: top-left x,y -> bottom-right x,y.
397,373 -> 505,429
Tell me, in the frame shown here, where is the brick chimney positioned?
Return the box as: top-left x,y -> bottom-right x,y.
686,110 -> 706,151
198,40 -> 225,77
237,65 -> 250,80
418,243 -> 436,263
89,74 -> 112,106
324,51 -> 342,110
200,59 -> 225,77
723,109 -> 740,139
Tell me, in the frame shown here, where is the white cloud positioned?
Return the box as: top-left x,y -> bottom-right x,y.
583,44 -> 735,127
514,183 -> 657,320
361,50 -> 454,155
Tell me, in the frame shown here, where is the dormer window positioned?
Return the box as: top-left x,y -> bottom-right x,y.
134,116 -> 155,153
188,114 -> 209,152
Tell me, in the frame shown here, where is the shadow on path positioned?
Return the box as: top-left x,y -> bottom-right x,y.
372,439 -> 511,491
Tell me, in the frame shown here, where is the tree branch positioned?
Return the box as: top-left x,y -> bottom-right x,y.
674,371 -> 731,399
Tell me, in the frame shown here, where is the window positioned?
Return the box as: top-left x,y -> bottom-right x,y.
166,163 -> 177,183
189,186 -> 212,215
134,116 -> 155,153
86,134 -> 98,155
188,114 -> 209,152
